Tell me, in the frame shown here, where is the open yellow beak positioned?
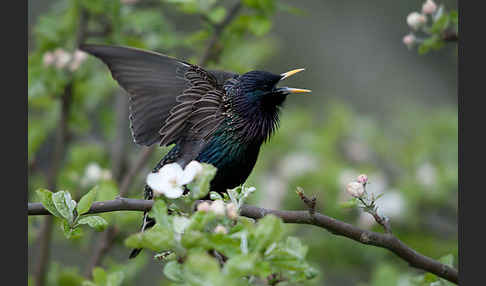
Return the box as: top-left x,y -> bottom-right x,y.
279,68 -> 311,94
280,68 -> 306,80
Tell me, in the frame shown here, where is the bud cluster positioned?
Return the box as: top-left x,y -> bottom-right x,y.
402,0 -> 444,49
197,200 -> 238,220
43,48 -> 88,71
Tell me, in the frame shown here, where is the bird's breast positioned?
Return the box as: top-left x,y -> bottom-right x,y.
195,129 -> 261,193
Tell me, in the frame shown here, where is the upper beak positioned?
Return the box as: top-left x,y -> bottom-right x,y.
280,68 -> 306,80
278,68 -> 312,94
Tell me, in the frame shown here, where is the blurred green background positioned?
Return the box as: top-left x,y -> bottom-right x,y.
28,0 -> 457,285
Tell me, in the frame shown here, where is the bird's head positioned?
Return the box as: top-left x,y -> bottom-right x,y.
236,69 -> 311,108
230,68 -> 311,142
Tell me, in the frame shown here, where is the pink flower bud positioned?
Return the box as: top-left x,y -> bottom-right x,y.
214,224 -> 228,234
346,181 -> 365,198
402,34 -> 416,47
69,50 -> 88,71
197,201 -> 211,212
226,203 -> 238,219
422,0 -> 437,15
209,200 -> 226,215
43,52 -> 55,67
407,12 -> 427,30
53,48 -> 72,69
357,174 -> 368,185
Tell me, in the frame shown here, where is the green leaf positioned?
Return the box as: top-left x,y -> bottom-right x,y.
418,35 -> 444,55
163,261 -> 184,283
208,7 -> 226,23
252,215 -> 284,252
149,199 -> 171,227
92,267 -> 107,285
450,11 -> 458,25
430,14 -> 450,34
77,186 -> 98,215
52,191 -> 76,224
36,189 -> 63,218
248,15 -> 272,36
173,216 -> 191,235
224,253 -> 261,278
125,226 -> 175,252
209,191 -> 223,200
61,220 -> 83,239
81,281 -> 97,286
187,163 -> 217,199
106,271 -> 124,286
78,216 -> 108,231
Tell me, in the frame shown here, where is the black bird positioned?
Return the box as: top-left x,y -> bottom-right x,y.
80,44 -> 311,258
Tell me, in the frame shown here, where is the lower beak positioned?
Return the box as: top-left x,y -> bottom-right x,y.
279,68 -> 311,95
276,87 -> 312,95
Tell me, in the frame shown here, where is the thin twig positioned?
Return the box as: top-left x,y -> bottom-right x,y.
28,198 -> 458,284
199,1 -> 243,66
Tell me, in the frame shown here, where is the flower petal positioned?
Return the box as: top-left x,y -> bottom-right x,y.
146,172 -> 168,192
180,161 -> 203,185
163,186 -> 184,199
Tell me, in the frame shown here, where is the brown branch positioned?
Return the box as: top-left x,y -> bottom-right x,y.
441,29 -> 458,42
199,1 -> 243,66
28,199 -> 458,284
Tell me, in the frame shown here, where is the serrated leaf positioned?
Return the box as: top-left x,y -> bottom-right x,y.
36,189 -> 63,218
252,215 -> 284,252
77,186 -> 98,215
163,261 -> 184,283
52,191 -> 76,224
78,216 -> 108,231
224,253 -> 261,277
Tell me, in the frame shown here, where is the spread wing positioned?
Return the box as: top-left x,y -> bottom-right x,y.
80,44 -> 237,146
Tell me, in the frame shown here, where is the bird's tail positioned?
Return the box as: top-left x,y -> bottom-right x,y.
128,185 -> 155,259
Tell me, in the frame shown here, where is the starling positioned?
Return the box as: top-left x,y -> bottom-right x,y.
80,44 -> 311,258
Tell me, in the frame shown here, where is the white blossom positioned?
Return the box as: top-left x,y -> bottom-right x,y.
147,163 -> 189,199
346,181 -> 365,198
209,200 -> 226,215
407,12 -> 427,30
53,48 -> 72,69
226,203 -> 238,219
182,161 -> 203,184
422,0 -> 437,15
416,162 -> 437,187
214,224 -> 228,234
69,50 -> 88,71
197,201 -> 211,212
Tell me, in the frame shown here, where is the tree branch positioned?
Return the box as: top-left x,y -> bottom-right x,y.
28,198 -> 458,284
199,1 -> 243,66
